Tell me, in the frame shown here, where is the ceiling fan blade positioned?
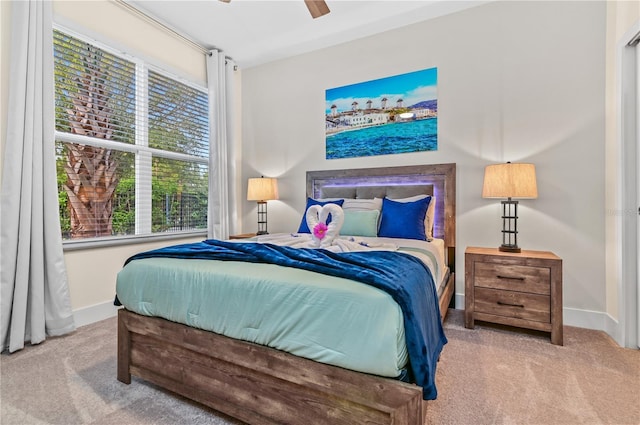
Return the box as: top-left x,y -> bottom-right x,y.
304,0 -> 330,19
219,0 -> 329,19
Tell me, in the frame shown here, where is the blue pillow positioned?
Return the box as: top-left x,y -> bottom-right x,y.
297,198 -> 345,233
378,196 -> 430,240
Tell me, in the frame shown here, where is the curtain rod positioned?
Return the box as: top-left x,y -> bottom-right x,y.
113,0 -> 210,56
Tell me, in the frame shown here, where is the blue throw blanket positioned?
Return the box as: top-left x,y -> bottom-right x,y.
124,239 -> 447,400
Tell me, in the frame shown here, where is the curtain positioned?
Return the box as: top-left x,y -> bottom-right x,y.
0,0 -> 75,353
206,49 -> 237,239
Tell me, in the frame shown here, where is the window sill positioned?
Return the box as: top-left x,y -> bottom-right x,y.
62,231 -> 207,252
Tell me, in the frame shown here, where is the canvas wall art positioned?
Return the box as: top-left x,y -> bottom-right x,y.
325,67 -> 438,159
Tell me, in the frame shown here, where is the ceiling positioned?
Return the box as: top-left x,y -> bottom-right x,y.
126,0 -> 488,69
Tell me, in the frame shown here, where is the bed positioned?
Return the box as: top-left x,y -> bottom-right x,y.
117,163 -> 456,425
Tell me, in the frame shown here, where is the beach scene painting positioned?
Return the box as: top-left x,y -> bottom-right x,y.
325,67 -> 437,159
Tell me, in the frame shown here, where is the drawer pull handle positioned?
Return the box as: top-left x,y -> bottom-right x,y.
497,301 -> 525,308
496,275 -> 525,281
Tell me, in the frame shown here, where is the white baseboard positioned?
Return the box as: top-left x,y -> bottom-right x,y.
454,293 -> 464,310
73,301 -> 120,328
562,306 -> 608,331
604,313 -> 623,346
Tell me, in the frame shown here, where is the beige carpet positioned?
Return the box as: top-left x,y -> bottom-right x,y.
426,311 -> 639,424
1,309 -> 638,425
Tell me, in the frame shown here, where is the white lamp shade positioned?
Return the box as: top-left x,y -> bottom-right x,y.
482,163 -> 538,199
247,177 -> 279,201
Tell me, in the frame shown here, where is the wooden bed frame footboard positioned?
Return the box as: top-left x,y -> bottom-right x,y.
117,272 -> 454,425
118,309 -> 427,425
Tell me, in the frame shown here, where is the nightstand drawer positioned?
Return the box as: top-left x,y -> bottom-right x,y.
475,287 -> 550,323
474,263 -> 550,295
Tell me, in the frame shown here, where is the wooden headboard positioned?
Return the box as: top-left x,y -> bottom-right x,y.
306,163 -> 456,268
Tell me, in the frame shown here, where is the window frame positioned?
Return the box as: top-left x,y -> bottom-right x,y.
53,25 -> 209,250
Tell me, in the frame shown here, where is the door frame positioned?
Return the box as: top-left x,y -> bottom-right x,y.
617,22 -> 640,348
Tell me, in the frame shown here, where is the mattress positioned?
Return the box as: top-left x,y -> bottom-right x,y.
116,235 -> 446,379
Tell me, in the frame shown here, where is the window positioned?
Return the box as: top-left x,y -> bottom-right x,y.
53,29 -> 209,242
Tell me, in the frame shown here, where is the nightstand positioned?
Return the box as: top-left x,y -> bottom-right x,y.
229,233 -> 257,240
464,247 -> 563,345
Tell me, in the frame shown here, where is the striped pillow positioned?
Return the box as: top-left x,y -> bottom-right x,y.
342,198 -> 383,212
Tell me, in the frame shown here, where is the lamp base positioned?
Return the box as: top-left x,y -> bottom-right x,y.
499,245 -> 521,253
256,201 -> 268,235
499,199 -> 520,254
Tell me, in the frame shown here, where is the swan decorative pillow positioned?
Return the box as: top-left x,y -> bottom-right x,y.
306,204 -> 345,247
297,198 -> 344,233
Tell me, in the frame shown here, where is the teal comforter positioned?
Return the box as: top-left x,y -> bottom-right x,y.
117,239 -> 447,399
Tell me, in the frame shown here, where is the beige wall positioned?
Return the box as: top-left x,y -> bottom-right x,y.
241,1 -> 608,328
604,2 -> 640,324
54,0 -> 206,85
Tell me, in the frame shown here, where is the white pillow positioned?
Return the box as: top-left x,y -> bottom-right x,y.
342,198 -> 383,212
388,195 -> 435,241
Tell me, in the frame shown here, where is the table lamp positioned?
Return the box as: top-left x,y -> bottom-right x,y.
482,162 -> 537,253
247,177 -> 279,235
